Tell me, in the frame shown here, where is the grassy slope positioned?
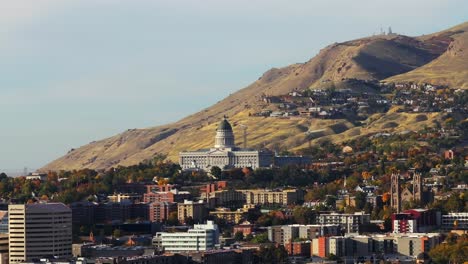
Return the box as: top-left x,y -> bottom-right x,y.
41,23 -> 465,171
386,22 -> 468,88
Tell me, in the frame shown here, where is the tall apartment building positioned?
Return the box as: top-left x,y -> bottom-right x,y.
240,189 -> 302,206
177,200 -> 206,224
317,212 -> 370,233
143,189 -> 191,203
155,221 -> 219,252
267,224 -> 341,244
203,189 -> 245,208
8,203 -> 72,263
149,202 -> 177,222
311,236 -> 346,258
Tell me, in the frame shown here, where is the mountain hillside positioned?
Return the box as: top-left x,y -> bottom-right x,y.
386,22 -> 468,88
41,22 -> 467,171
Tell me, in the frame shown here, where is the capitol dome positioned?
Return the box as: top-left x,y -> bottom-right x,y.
214,117 -> 235,149
218,118 -> 233,131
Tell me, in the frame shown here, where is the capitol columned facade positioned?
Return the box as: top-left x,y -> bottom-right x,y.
179,117 -> 273,170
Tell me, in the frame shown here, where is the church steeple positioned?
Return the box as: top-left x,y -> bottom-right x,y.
391,173 -> 401,213
214,116 -> 235,149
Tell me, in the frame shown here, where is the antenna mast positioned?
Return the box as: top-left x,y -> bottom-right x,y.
240,124 -> 248,149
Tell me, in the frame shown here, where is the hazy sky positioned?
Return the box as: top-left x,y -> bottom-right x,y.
0,0 -> 467,172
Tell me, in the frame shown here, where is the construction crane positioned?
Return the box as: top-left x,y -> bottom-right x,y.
239,124 -> 248,149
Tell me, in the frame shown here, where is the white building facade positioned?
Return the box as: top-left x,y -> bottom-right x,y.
318,212 -> 370,233
442,212 -> 468,230
156,221 -> 219,252
179,118 -> 273,170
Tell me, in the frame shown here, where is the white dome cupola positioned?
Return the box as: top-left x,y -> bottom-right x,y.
214,116 -> 235,149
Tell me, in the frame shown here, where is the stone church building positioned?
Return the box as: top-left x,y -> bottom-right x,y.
390,173 -> 432,212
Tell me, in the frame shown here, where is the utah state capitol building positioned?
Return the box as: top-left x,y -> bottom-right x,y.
179,117 -> 273,170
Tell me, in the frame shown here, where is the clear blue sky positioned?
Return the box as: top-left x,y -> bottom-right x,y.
0,0 -> 466,173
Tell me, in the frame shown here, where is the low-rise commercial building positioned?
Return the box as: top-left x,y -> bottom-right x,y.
233,222 -> 254,237
203,189 -> 245,208
311,236 -> 346,258
108,193 -> 142,203
267,224 -> 341,244
209,206 -> 256,224
311,233 -> 441,259
155,221 -> 219,252
72,244 -> 153,258
441,212 -> 468,230
240,189 -> 302,206
143,189 -> 191,204
284,241 -> 311,256
392,209 -> 440,233
317,212 -> 370,233
70,201 -> 149,225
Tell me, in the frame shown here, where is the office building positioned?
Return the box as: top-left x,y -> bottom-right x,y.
143,189 -> 191,204
155,221 -> 219,252
240,189 -> 302,206
177,200 -> 206,224
9,203 -> 72,263
441,212 -> 468,230
267,224 -> 341,244
317,212 -> 370,233
311,233 -> 441,259
149,202 -> 177,222
311,236 -> 346,258
392,209 -> 440,233
203,189 -> 245,208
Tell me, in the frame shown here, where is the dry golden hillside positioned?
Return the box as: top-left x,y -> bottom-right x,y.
386,22 -> 468,88
41,22 -> 467,171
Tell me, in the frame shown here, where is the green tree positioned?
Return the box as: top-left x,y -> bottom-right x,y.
223,230 -> 232,238
257,244 -> 288,264
113,229 -> 121,238
79,225 -> 89,235
292,206 -> 316,224
0,173 -> 8,181
210,166 -> 222,178
234,231 -> 244,241
429,234 -> 468,264
252,233 -> 269,243
354,191 -> 367,210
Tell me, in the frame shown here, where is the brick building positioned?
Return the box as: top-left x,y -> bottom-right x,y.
149,202 -> 177,222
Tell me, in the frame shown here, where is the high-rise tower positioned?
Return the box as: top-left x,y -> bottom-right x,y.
9,203 -> 72,263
